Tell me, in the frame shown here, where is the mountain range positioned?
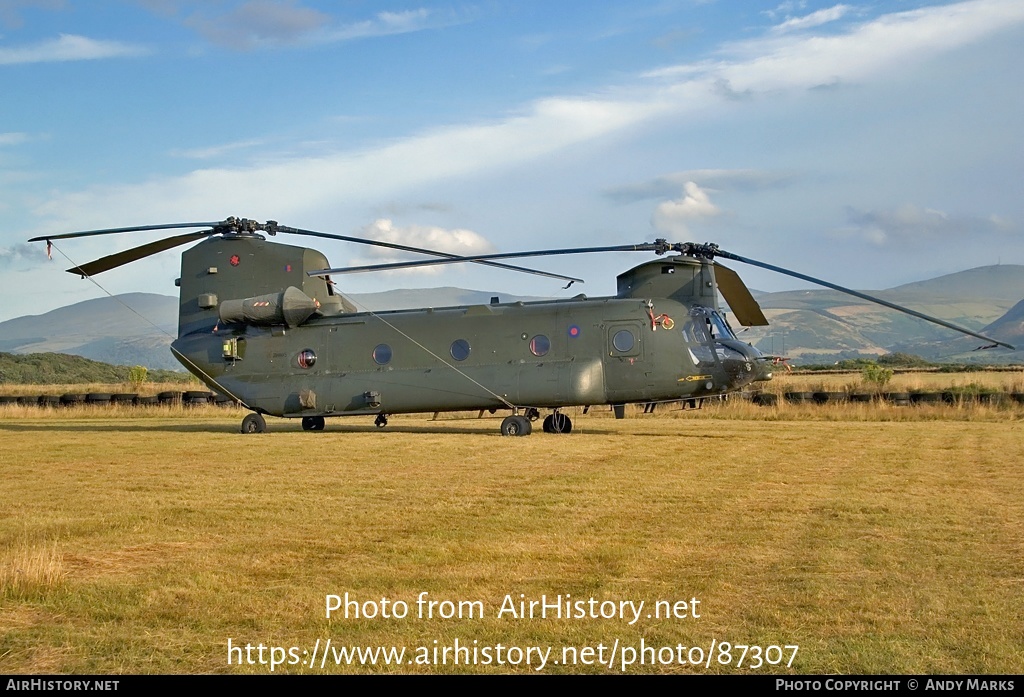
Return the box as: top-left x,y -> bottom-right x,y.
740,265 -> 1024,362
1,266 -> 1022,370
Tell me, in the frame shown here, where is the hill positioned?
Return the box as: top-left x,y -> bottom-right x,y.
0,293 -> 181,370
733,265 -> 1024,363
0,352 -> 194,385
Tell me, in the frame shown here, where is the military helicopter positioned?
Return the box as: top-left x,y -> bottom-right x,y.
30,217 -> 1013,435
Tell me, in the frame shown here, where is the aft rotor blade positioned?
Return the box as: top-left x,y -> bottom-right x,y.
29,221 -> 224,242
713,248 -> 1015,350
278,225 -> 583,285
714,262 -> 768,327
308,241 -> 668,277
65,230 -> 215,277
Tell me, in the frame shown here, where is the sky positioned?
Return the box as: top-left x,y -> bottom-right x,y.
1,0 -> 1022,322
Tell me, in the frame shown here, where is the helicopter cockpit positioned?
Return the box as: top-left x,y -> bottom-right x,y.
683,306 -> 770,387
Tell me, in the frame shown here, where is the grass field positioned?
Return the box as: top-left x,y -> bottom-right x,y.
1,388 -> 1023,674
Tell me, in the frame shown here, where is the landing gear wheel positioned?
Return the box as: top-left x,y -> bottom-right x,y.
524,407 -> 540,422
543,412 -> 573,434
500,415 -> 533,436
241,412 -> 267,434
375,413 -> 389,428
301,416 -> 325,431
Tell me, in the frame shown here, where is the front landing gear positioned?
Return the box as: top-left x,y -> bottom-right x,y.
500,415 -> 532,436
542,412 -> 573,434
301,416 -> 325,431
374,413 -> 389,428
241,412 -> 266,434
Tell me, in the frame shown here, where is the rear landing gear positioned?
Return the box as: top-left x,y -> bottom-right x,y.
301,416 -> 325,431
375,413 -> 389,428
500,415 -> 532,436
542,412 -> 573,434
241,412 -> 266,434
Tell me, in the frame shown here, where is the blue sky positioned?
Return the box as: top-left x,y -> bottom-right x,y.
1,0 -> 1022,322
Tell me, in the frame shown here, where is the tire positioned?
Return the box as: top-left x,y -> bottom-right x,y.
301,416 -> 325,431
883,392 -> 910,406
544,412 -> 572,434
241,412 -> 267,434
158,391 -> 182,404
500,415 -> 532,436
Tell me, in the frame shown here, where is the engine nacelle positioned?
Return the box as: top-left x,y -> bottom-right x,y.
218,286 -> 319,327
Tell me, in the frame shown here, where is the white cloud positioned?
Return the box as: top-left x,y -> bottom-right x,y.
764,2 -> 807,22
652,182 -> 720,235
361,218 -> 493,256
606,169 -> 797,203
647,0 -> 1024,92
345,218 -> 496,275
0,242 -> 37,268
772,4 -> 852,34
0,34 -> 148,65
170,139 -> 266,160
838,204 -> 1018,245
185,3 -> 448,50
0,132 -> 31,146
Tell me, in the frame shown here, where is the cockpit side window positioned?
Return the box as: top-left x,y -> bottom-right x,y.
709,311 -> 736,341
682,311 -> 711,344
683,307 -> 717,368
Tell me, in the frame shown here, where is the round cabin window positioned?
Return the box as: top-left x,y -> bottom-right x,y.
372,344 -> 392,365
530,335 -> 550,357
450,339 -> 471,361
612,330 -> 635,353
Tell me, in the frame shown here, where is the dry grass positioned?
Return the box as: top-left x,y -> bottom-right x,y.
1,540 -> 66,599
0,402 -> 240,420
0,409 -> 1022,675
767,370 -> 1024,394
0,381 -> 202,397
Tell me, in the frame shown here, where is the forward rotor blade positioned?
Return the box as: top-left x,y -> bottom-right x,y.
713,262 -> 768,327
712,248 -> 1015,350
308,241 -> 668,277
65,230 -> 215,277
278,226 -> 583,285
29,221 -> 224,242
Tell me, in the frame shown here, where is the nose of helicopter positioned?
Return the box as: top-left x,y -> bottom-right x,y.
716,340 -> 772,389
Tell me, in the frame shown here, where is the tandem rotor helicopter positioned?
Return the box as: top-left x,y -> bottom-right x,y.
30,217 -> 1013,435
